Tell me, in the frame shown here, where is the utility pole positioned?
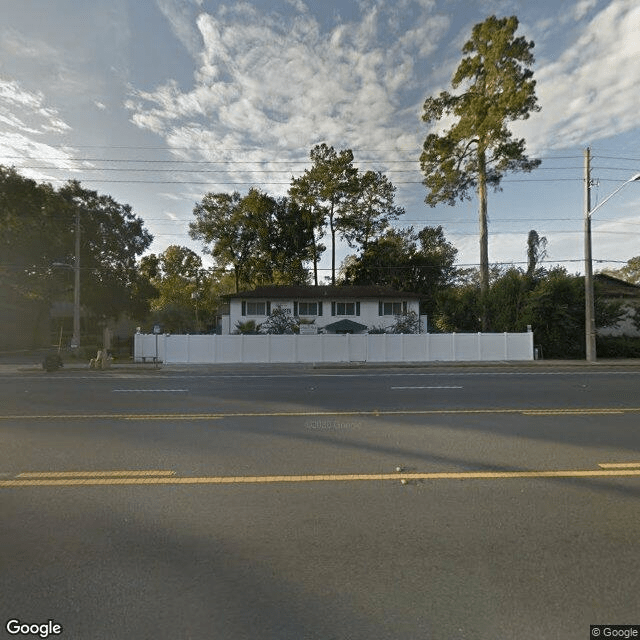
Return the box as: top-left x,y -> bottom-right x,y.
71,205 -> 81,349
584,147 -> 596,362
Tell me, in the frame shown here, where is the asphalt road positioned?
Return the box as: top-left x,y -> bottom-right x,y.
1,365 -> 640,639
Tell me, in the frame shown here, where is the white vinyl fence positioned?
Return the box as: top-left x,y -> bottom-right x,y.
134,332 -> 533,364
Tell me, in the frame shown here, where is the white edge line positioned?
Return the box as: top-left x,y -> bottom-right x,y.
391,386 -> 463,389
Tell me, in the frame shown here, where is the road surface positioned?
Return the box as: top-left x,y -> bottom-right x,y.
1,365 -> 639,639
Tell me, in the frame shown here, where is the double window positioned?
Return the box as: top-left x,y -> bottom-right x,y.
379,301 -> 408,316
331,301 -> 360,316
294,301 -> 323,316
241,301 -> 271,316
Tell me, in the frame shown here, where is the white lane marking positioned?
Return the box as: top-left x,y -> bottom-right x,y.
111,389 -> 189,393
391,386 -> 463,389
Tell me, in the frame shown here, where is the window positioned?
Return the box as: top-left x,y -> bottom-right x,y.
332,301 -> 359,316
298,302 -> 318,316
379,301 -> 409,316
242,301 -> 270,316
380,302 -> 402,316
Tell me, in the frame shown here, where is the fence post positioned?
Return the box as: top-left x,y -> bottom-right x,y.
478,332 -> 483,361
452,332 -> 456,361
504,332 -> 509,360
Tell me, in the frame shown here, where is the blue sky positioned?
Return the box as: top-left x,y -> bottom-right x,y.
2,0 -> 640,279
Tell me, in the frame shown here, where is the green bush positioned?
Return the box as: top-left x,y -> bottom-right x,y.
596,336 -> 640,358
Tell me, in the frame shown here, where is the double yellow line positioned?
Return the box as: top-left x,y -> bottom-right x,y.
1,406 -> 640,420
2,464 -> 640,488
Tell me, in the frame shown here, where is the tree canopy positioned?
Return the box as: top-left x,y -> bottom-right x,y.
0,167 -> 153,323
340,225 -> 458,316
190,189 -> 312,292
290,144 -> 358,285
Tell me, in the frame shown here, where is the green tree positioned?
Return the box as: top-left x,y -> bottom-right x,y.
526,229 -> 547,279
288,173 -> 326,286
485,267 -> 531,332
190,190 -> 313,291
233,320 -> 260,335
56,180 -> 153,321
341,170 -> 404,253
190,191 -> 259,293
340,228 -> 416,291
1,168 -> 153,325
253,196 -> 313,286
420,15 -> 541,329
290,144 -> 358,285
341,225 -> 458,318
433,282 -> 481,332
139,245 -> 210,333
520,268 -> 586,358
0,166 -> 67,300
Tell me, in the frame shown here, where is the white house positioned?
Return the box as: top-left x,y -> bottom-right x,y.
222,285 -> 422,335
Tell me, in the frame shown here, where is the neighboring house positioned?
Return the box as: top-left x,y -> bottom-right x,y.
222,285 -> 422,335
595,273 -> 640,337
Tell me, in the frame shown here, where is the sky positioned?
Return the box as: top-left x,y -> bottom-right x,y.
1,0 -> 640,281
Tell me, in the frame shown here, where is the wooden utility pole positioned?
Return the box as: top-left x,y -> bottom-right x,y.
584,147 -> 596,362
71,206 -> 81,349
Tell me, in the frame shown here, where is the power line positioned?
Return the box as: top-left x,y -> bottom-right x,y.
3,177 -> 583,186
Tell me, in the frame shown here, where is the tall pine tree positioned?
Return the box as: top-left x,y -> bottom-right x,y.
420,15 -> 540,330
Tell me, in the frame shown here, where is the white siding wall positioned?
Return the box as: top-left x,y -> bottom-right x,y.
227,298 -> 421,334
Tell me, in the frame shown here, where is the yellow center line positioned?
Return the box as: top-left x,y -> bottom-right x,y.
3,468 -> 640,488
1,407 -> 640,420
17,470 -> 176,478
522,409 -> 626,415
598,462 -> 640,469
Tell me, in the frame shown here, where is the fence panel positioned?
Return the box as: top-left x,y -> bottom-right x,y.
134,332 -> 533,364
428,334 -> 455,361
296,335 -> 324,362
269,335 -> 297,363
348,335 -> 367,362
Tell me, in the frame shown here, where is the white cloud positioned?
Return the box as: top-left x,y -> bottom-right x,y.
127,0 -> 450,190
519,0 -> 640,151
0,78 -> 72,136
154,0 -> 204,56
0,28 -> 59,61
573,0 -> 599,20
0,78 -> 77,178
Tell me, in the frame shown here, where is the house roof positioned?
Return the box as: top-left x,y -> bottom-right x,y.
226,285 -> 421,300
323,319 -> 368,333
595,274 -> 640,299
